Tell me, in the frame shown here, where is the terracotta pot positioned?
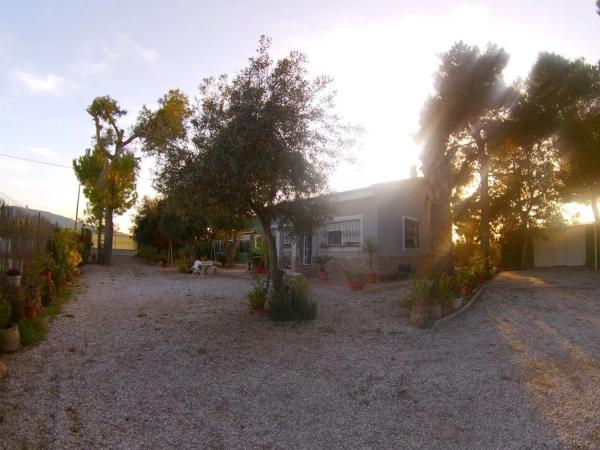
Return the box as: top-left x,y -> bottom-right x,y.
251,308 -> 266,317
348,281 -> 366,291
409,305 -> 428,327
414,298 -> 427,308
461,287 -> 475,297
0,324 -> 21,352
24,304 -> 38,320
365,272 -> 378,283
6,275 -> 21,288
442,305 -> 453,317
430,304 -> 443,320
319,271 -> 329,281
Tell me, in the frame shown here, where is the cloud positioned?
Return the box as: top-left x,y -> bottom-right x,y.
12,69 -> 64,94
134,45 -> 159,63
67,60 -> 108,77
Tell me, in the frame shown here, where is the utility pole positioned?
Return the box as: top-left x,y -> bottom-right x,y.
74,184 -> 81,231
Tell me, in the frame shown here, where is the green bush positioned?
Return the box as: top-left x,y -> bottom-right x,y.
19,317 -> 47,346
411,278 -> 434,302
247,278 -> 268,310
0,298 -> 11,328
270,274 -> 316,321
79,227 -> 93,264
215,252 -> 227,267
344,271 -> 365,283
177,259 -> 190,273
137,244 -> 165,262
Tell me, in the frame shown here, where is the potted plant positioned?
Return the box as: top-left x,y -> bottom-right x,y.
0,297 -> 20,352
362,238 -> 379,283
408,278 -> 434,327
458,269 -> 476,297
247,279 -> 268,317
345,271 -> 366,291
314,255 -> 333,280
6,268 -> 21,288
24,286 -> 41,320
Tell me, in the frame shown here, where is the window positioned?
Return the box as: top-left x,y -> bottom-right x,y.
239,239 -> 250,254
282,226 -> 293,248
404,218 -> 419,249
323,217 -> 361,247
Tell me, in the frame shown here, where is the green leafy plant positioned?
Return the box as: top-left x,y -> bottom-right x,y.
270,275 -> 316,321
247,278 -> 269,310
215,252 -> 227,267
411,278 -> 434,302
344,271 -> 365,283
177,259 -> 190,273
431,273 -> 458,305
0,298 -> 11,329
313,255 -> 333,272
18,317 -> 47,346
361,238 -> 378,271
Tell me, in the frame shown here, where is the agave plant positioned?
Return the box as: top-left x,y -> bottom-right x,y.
314,255 -> 333,272
411,278 -> 434,303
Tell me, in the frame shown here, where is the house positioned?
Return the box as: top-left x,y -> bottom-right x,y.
248,177 -> 432,279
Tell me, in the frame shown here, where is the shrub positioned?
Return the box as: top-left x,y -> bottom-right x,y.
0,298 -> 11,328
18,317 -> 47,346
344,271 -> 365,283
247,278 -> 268,310
270,274 -> 316,321
137,244 -> 165,262
431,273 -> 458,305
215,252 -> 227,267
79,227 -> 93,264
177,259 -> 190,273
411,278 -> 434,302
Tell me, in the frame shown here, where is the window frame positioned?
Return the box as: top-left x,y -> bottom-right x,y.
321,215 -> 363,250
403,215 -> 420,250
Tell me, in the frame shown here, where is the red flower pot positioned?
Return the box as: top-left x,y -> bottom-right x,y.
24,304 -> 38,320
251,308 -> 266,317
365,272 -> 378,283
414,298 -> 427,308
349,281 -> 366,291
319,271 -> 329,281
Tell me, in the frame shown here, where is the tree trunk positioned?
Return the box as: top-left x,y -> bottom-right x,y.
225,231 -> 241,268
591,196 -> 599,271
520,226 -> 530,270
102,208 -> 114,265
477,138 -> 490,274
428,161 -> 454,274
259,216 -> 279,284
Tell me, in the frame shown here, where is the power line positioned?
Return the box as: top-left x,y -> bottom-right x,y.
0,151 -> 155,182
0,152 -> 71,169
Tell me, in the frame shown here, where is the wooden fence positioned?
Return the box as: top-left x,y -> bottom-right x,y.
0,203 -> 55,272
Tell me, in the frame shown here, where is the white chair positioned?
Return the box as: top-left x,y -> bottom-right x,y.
189,260 -> 202,275
204,263 -> 216,277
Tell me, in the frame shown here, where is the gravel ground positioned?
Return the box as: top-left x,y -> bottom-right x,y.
1,257 -> 599,449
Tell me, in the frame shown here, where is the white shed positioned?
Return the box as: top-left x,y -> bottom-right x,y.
533,226 -> 587,267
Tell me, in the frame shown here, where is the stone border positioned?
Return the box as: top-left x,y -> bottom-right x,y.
433,284 -> 487,328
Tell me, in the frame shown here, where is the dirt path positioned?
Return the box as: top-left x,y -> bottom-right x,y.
1,259 -> 598,449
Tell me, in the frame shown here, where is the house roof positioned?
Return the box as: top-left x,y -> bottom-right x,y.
323,177 -> 425,203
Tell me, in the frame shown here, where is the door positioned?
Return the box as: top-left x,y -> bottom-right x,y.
301,234 -> 312,266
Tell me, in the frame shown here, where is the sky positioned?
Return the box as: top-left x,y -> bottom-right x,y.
0,0 -> 599,232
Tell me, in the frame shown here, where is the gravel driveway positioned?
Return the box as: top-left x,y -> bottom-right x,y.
1,257 -> 599,449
